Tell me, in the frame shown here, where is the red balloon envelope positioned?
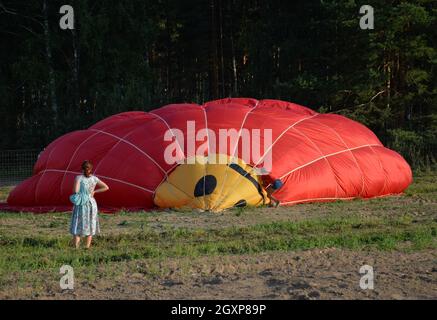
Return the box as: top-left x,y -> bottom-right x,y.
6,98 -> 412,213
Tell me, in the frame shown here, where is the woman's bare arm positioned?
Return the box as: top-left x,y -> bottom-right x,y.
94,179 -> 109,195
73,177 -> 80,193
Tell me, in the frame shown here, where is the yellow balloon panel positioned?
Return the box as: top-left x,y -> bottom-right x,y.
153,154 -> 269,211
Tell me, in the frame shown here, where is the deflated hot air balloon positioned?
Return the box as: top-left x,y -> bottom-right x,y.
6,98 -> 412,213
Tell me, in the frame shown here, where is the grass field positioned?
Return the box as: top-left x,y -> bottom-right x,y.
0,172 -> 436,299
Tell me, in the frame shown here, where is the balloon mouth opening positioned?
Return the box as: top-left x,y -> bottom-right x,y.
153,154 -> 269,212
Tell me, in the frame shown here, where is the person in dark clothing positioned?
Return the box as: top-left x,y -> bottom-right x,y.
265,179 -> 283,207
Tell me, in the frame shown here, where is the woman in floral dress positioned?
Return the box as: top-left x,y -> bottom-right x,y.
70,160 -> 109,249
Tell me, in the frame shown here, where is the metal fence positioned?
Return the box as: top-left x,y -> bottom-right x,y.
0,149 -> 41,187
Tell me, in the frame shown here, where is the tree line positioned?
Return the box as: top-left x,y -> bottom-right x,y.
0,0 -> 435,169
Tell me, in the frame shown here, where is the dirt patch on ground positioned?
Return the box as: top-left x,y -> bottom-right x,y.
2,248 -> 436,300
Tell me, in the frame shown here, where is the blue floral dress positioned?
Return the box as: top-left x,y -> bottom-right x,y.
70,175 -> 100,236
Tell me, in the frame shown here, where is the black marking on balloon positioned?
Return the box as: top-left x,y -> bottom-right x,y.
228,164 -> 262,193
228,163 -> 266,205
194,175 -> 217,197
234,199 -> 247,208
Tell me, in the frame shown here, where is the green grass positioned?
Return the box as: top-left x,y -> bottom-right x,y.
405,174 -> 437,197
0,171 -> 436,287
0,215 -> 435,276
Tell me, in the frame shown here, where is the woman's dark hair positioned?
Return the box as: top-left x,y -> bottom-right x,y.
81,160 -> 93,177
